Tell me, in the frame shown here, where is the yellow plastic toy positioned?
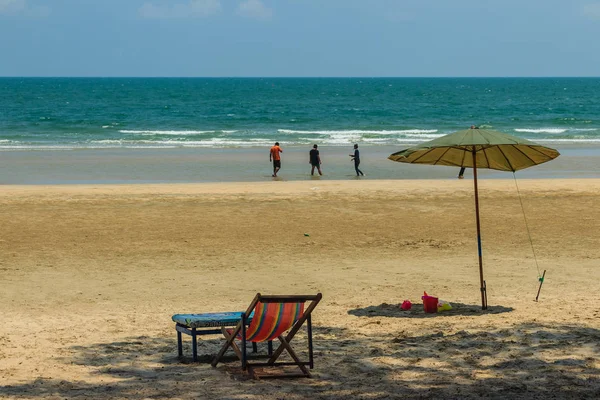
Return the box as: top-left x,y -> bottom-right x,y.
437,299 -> 452,311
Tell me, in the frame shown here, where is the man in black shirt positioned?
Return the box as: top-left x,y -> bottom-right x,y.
309,144 -> 322,176
350,144 -> 364,176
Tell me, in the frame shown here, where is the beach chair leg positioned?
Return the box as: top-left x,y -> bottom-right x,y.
268,326 -> 301,365
177,330 -> 183,357
242,318 -> 247,370
220,327 -> 243,361
268,295 -> 321,364
277,335 -> 310,377
266,337 -> 309,376
252,342 -> 258,353
212,323 -> 241,367
268,340 -> 273,356
192,328 -> 198,362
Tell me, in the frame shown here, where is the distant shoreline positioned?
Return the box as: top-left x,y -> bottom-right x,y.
0,143 -> 598,185
2,76 -> 600,79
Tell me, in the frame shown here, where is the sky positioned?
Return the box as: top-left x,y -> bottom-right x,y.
1,0 -> 600,77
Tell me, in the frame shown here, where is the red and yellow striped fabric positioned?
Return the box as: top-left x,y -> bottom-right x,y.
245,302 -> 304,343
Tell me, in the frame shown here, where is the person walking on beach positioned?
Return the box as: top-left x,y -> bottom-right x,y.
349,144 -> 364,176
309,144 -> 322,176
269,142 -> 283,177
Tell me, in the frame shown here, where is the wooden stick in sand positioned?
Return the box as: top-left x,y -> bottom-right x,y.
535,270 -> 547,302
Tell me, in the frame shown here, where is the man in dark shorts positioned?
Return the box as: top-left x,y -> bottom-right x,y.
349,143 -> 364,176
309,144 -> 322,176
269,142 -> 283,177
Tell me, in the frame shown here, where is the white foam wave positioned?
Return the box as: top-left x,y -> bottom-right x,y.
403,133 -> 444,139
91,140 -> 127,144
278,129 -> 438,135
393,139 -> 432,143
361,138 -> 388,142
514,128 -> 567,134
320,139 -> 360,145
89,138 -> 277,148
3,137 -> 600,151
119,130 -> 215,135
534,138 -> 600,143
0,145 -> 82,150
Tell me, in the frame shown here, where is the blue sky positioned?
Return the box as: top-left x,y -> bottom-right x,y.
1,0 -> 600,77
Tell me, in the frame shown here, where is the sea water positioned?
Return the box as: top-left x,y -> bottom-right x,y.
1,77 -> 599,183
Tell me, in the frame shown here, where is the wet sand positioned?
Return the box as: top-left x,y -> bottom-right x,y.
1,143 -> 599,184
0,179 -> 599,399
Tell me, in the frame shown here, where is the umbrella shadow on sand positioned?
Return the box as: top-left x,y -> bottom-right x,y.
348,302 -> 513,319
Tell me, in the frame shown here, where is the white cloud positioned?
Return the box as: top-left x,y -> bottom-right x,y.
583,3 -> 600,19
236,0 -> 273,21
0,0 -> 25,14
139,0 -> 221,19
0,0 -> 49,17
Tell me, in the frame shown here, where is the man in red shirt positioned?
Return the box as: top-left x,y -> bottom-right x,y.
269,142 -> 283,177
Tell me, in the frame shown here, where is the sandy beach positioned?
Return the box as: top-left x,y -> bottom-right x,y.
0,179 -> 599,399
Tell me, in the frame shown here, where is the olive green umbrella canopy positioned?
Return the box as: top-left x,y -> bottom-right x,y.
388,128 -> 560,171
389,128 -> 560,309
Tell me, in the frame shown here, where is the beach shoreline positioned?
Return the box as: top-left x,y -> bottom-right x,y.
1,142 -> 599,185
1,179 -> 598,398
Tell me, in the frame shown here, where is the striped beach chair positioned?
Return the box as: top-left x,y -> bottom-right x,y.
211,293 -> 322,378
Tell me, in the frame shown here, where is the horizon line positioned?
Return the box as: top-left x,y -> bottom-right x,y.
1,76 -> 600,79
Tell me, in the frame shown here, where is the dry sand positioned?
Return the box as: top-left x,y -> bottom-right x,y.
0,179 -> 599,399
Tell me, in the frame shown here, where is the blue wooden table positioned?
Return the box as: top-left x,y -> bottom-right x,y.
172,312 -> 253,361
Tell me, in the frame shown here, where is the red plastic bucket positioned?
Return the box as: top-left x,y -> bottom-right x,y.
422,296 -> 439,313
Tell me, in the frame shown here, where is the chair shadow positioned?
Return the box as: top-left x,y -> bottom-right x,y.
348,302 -> 513,318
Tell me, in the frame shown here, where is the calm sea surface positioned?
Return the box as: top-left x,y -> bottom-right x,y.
1,78 -> 599,183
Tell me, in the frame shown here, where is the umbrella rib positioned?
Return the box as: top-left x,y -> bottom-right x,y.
480,146 -> 491,168
434,146 -> 455,166
524,144 -> 555,160
408,145 -> 472,166
509,143 -> 558,168
509,144 -> 548,169
410,147 -> 439,164
497,145 -> 517,172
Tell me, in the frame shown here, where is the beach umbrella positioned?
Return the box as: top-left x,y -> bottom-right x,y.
388,127 -> 560,309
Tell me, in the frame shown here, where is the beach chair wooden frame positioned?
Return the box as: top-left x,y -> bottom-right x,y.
211,293 -> 322,378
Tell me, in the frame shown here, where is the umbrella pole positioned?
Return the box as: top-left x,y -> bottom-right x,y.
472,150 -> 487,310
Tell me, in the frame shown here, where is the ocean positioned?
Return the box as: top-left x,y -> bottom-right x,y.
1,77 -> 599,183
